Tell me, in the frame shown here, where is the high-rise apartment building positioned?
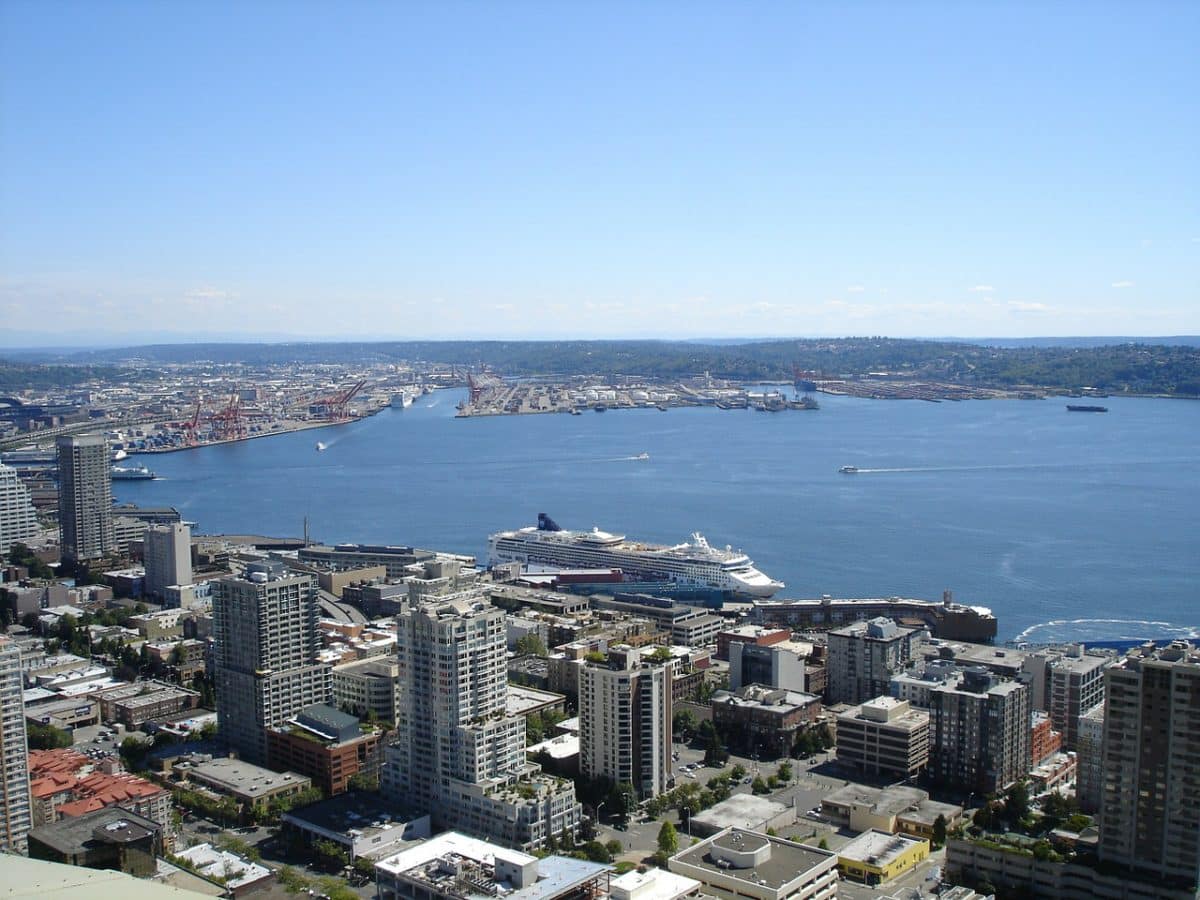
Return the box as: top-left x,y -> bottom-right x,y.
381,592 -> 580,850
1075,703 -> 1105,815
55,434 -> 115,562
827,617 -> 922,705
1098,641 -> 1200,888
0,462 -> 40,551
212,561 -> 331,765
1023,646 -> 1109,750
929,668 -> 1031,794
143,522 -> 193,602
0,637 -> 32,854
579,645 -> 673,799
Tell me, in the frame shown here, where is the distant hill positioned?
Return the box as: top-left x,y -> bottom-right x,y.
3,337 -> 1198,396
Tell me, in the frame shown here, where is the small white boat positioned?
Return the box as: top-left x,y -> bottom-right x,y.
315,441 -> 327,452
635,452 -> 650,461
839,465 -> 859,474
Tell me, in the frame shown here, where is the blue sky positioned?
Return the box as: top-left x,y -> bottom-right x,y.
1,1 -> 1197,343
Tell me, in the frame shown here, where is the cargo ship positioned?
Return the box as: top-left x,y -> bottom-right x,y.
488,513 -> 784,598
1066,405 -> 1108,413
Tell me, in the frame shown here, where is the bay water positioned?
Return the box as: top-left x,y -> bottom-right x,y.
115,391 -> 1199,643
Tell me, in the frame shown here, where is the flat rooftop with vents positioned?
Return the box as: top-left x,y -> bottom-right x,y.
375,831 -> 612,900
668,827 -> 838,900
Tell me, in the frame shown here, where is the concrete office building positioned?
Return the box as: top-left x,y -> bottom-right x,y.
836,696 -> 930,779
827,617 -> 922,705
212,561 -> 332,765
0,462 -> 40,550
1098,641 -> 1200,888
143,523 -> 192,602
929,668 -> 1031,794
579,645 -> 673,799
56,434 -> 115,562
0,637 -> 33,853
381,592 -> 581,850
729,640 -> 806,693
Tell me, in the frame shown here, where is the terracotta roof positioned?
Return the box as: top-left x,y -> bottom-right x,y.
30,772 -> 79,799
28,749 -> 92,777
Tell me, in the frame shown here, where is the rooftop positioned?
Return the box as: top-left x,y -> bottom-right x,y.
28,805 -> 160,856
173,842 -> 272,890
527,733 -> 580,760
823,784 -> 929,819
610,868 -> 701,900
670,828 -> 836,889
690,794 -> 791,831
188,757 -> 310,798
838,829 -> 927,867
377,831 -> 611,900
507,684 -> 567,717
281,790 -> 416,836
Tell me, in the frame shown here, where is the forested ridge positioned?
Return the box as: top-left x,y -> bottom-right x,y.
3,338 -> 1198,395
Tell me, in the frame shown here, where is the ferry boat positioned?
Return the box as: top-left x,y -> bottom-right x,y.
111,464 -> 156,480
488,513 -> 784,598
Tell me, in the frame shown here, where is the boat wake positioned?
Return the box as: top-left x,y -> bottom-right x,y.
844,458 -> 1200,475
1014,618 -> 1200,646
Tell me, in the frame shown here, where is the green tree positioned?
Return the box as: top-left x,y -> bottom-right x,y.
27,721 -> 73,750
777,762 -> 792,783
672,709 -> 698,739
604,839 -> 623,859
730,764 -> 747,781
932,814 -> 947,849
751,776 -> 769,795
515,634 -> 549,657
347,772 -> 379,792
656,821 -> 678,856
818,837 -> 829,850
1003,781 -> 1031,825
581,841 -> 611,863
608,782 -> 637,823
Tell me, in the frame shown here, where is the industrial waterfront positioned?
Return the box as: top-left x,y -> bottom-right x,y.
109,389 -> 1200,644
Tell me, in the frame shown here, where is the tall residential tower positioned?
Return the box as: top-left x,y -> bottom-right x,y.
1098,641 -> 1200,888
579,645 -> 673,799
212,561 -> 331,765
382,592 -> 581,850
55,434 -> 114,562
0,462 -> 40,551
0,637 -> 32,854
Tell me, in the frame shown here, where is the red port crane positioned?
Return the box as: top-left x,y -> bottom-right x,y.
209,393 -> 246,441
314,379 -> 367,421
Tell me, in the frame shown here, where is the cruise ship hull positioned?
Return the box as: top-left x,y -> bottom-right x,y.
488,517 -> 784,599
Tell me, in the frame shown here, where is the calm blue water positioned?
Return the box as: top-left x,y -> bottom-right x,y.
116,392 -> 1200,643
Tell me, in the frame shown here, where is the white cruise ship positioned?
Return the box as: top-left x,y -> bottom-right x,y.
487,514 -> 784,598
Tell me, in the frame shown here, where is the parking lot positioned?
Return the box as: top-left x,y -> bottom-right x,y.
69,723 -> 126,759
